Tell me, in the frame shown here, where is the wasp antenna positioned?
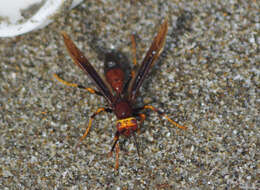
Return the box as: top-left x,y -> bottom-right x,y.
132,132 -> 140,157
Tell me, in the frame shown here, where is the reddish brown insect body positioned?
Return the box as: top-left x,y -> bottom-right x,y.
54,18 -> 186,169
105,61 -> 124,94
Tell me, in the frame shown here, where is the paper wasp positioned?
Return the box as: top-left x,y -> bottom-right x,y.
54,18 -> 186,169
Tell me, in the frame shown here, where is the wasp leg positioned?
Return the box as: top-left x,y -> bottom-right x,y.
121,35 -> 138,93
130,34 -> 139,80
135,105 -> 187,130
115,143 -> 120,170
53,74 -> 103,96
132,113 -> 146,134
109,131 -> 120,170
75,107 -> 112,148
131,34 -> 137,66
138,113 -> 146,133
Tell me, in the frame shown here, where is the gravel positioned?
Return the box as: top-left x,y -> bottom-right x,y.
0,0 -> 259,189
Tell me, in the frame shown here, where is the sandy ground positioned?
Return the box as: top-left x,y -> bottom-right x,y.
0,0 -> 259,189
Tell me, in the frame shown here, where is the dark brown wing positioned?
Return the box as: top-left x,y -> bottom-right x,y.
128,18 -> 168,102
62,32 -> 114,104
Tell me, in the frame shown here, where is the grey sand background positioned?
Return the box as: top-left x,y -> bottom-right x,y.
0,0 -> 259,189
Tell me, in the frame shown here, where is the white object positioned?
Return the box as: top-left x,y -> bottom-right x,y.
0,0 -> 83,37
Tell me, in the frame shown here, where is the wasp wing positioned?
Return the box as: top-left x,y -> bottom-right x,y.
128,19 -> 168,102
62,32 -> 114,104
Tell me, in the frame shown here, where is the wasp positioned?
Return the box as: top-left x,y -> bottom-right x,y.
54,18 -> 186,169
